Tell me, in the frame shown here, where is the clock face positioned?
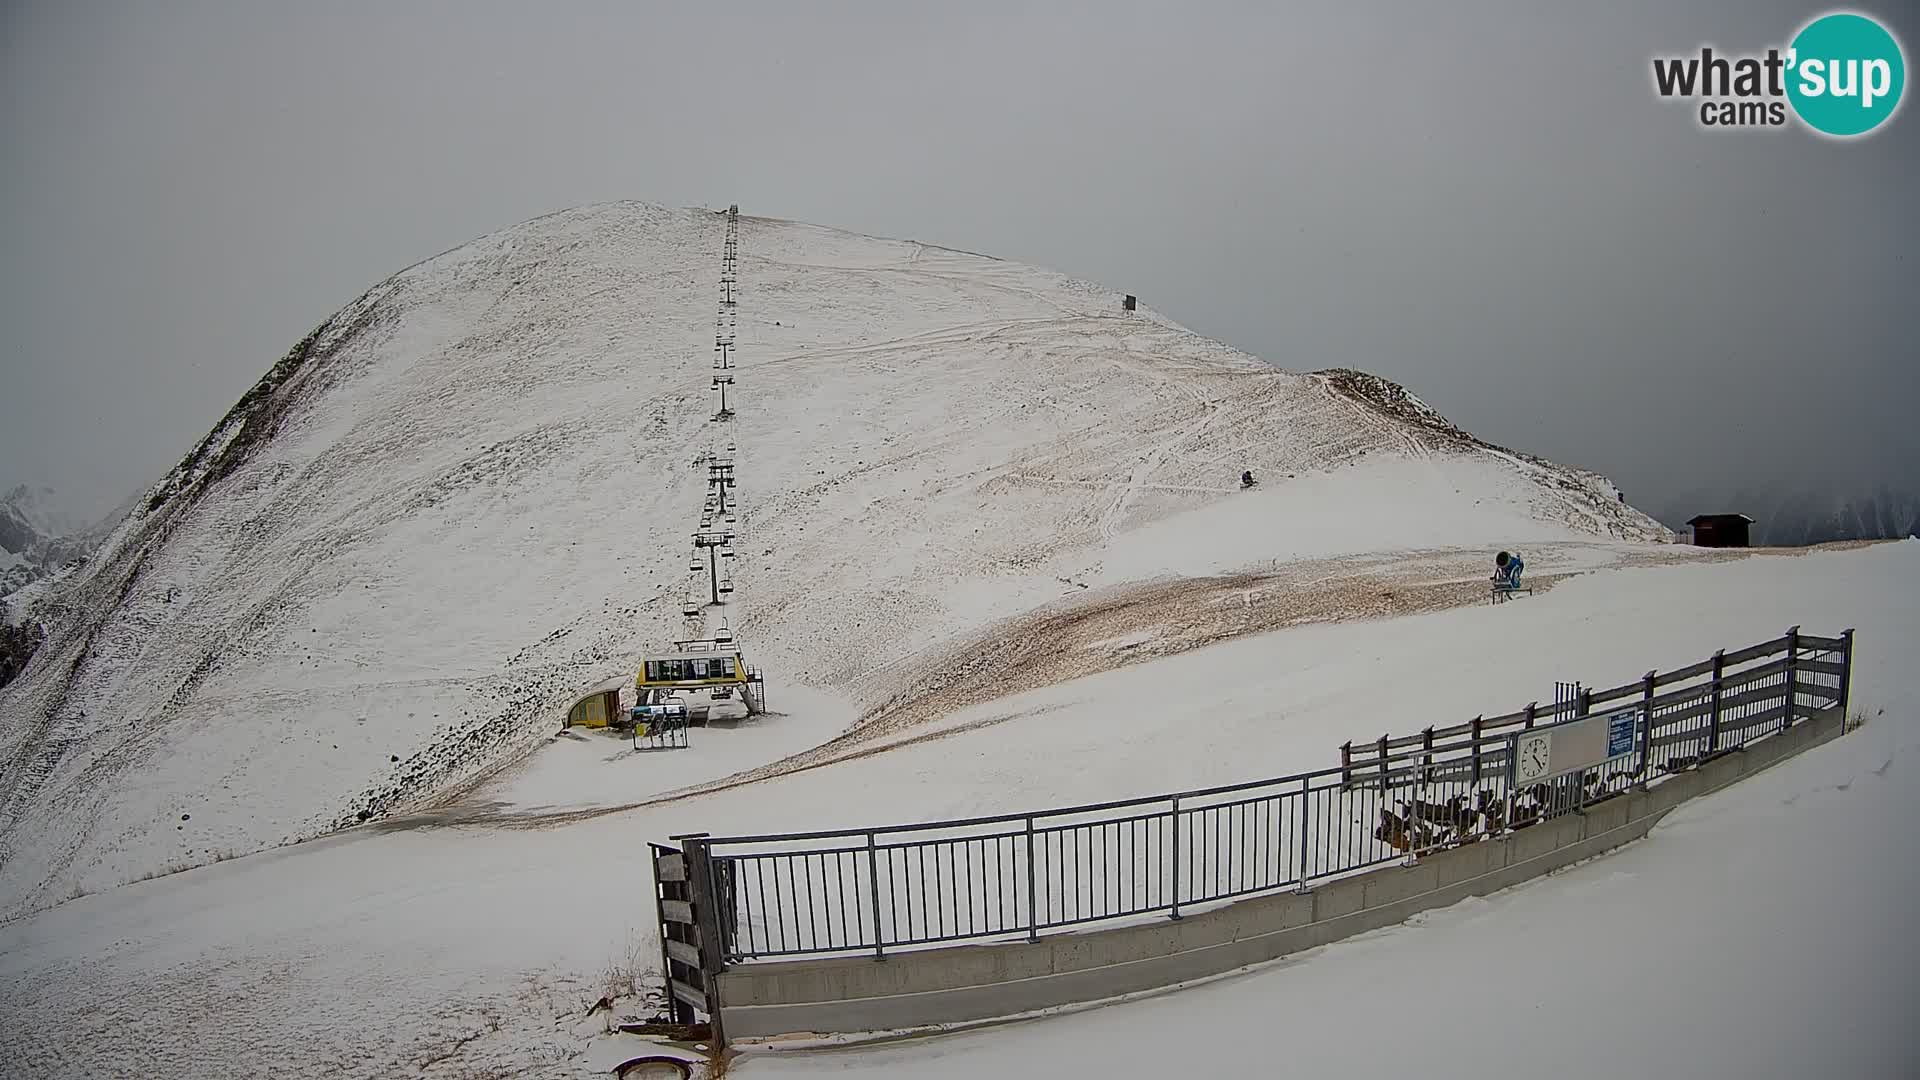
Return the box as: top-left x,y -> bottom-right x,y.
1517,734 -> 1552,781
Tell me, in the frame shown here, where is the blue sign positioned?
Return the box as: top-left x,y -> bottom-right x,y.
1607,709 -> 1638,758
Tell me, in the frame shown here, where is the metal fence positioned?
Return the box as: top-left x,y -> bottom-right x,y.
658,627 -> 1852,966
634,714 -> 691,752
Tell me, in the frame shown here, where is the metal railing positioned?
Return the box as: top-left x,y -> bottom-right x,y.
662,628 -> 1852,964
634,714 -> 691,751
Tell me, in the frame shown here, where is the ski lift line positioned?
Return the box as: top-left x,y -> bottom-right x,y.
645,198 -> 758,703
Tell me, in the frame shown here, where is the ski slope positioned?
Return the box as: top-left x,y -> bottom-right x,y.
0,202 -> 1662,919
0,541 -> 1912,1079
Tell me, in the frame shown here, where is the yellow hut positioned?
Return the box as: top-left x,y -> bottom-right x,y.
564,677 -> 629,729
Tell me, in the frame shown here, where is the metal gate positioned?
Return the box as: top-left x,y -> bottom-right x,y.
649,836 -> 729,1045
634,714 -> 691,751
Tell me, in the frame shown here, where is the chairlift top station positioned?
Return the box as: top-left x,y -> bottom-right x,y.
636,638 -> 757,690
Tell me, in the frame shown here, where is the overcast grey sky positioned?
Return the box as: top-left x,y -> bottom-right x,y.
3,1 -> 1915,523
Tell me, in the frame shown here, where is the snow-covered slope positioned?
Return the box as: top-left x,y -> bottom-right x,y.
1,539 -> 1909,1080
0,202 -> 1665,918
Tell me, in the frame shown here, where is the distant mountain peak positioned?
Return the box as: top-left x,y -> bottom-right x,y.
1,485 -> 122,602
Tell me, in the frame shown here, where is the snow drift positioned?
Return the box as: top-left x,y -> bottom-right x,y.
0,201 -> 1665,917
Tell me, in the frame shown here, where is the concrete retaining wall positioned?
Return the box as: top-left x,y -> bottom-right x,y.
718,705 -> 1843,1040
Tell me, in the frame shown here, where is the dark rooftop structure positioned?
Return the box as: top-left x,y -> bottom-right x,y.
1688,513 -> 1753,548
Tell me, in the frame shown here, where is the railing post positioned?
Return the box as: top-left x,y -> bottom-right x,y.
1638,669 -> 1656,781
1340,741 -> 1352,790
1169,797 -> 1183,921
1469,716 -> 1484,785
1781,626 -> 1800,734
1421,727 -> 1435,786
1501,734 -> 1518,836
1024,817 -> 1040,942
1575,688 -> 1592,811
1405,749 -> 1427,866
1518,703 -> 1535,819
866,831 -> 885,960
1706,650 -> 1725,755
1295,776 -> 1312,892
677,833 -> 718,959
1839,628 -> 1855,722
1375,734 -> 1388,788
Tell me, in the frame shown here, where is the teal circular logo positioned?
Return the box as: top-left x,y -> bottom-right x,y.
1787,12 -> 1906,136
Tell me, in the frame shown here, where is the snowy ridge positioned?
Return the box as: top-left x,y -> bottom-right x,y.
1316,367 -> 1651,541
0,201 -> 1667,917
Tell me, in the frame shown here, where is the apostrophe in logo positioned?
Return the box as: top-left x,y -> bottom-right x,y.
1650,9 -> 1905,138
1786,12 -> 1905,136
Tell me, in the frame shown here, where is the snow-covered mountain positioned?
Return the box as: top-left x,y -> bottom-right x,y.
1,486 -> 141,600
0,202 -> 1668,917
0,486 -> 89,599
1,486 -> 137,695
